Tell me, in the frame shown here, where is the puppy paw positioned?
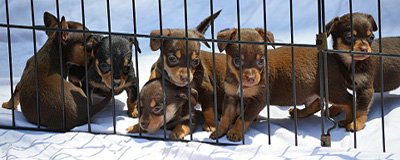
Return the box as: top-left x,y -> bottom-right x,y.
203,123 -> 216,132
344,121 -> 365,132
169,131 -> 186,140
126,124 -> 140,133
2,101 -> 15,110
288,107 -> 298,118
127,109 -> 139,118
209,129 -> 226,140
226,129 -> 243,142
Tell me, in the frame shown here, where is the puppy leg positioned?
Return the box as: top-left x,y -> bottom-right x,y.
328,105 -> 343,117
210,95 -> 238,139
344,87 -> 374,132
200,93 -> 218,132
2,82 -> 21,109
289,98 -> 321,118
126,85 -> 139,118
226,100 -> 265,142
127,123 -> 142,133
169,123 -> 191,140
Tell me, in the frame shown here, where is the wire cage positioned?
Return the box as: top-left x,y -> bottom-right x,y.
0,0 -> 395,152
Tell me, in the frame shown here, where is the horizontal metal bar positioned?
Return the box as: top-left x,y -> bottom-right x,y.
326,49 -> 400,58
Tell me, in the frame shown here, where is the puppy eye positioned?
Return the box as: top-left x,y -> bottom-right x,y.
233,57 -> 241,68
344,32 -> 356,44
168,55 -> 179,65
367,34 -> 375,44
123,65 -> 131,74
191,58 -> 200,67
99,62 -> 111,73
257,58 -> 265,68
152,105 -> 163,114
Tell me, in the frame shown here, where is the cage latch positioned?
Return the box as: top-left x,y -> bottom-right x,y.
321,134 -> 331,147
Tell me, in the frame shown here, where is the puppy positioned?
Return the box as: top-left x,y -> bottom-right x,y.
2,12 -> 111,130
84,35 -> 141,116
297,13 -> 379,131
126,78 -> 198,140
141,10 -> 227,132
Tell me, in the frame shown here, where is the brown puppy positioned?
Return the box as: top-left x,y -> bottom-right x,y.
140,10 -> 227,132
2,12 -> 110,130
297,13 -> 378,131
126,78 -> 198,140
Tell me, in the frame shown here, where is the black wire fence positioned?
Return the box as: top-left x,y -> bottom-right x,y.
0,0 -> 392,152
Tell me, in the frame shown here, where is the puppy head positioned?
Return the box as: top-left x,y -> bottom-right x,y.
148,10 -> 222,87
91,36 -> 140,91
43,12 -> 95,66
137,79 -> 198,133
326,13 -> 377,64
218,28 -> 274,87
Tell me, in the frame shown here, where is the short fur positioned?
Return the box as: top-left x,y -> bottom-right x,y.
2,12 -> 111,130
126,78 -> 198,140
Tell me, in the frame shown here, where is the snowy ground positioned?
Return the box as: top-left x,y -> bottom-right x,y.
1,0 -> 400,159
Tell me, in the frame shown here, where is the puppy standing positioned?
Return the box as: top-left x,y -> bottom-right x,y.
126,78 -> 198,139
141,10 -> 227,132
2,12 -> 111,130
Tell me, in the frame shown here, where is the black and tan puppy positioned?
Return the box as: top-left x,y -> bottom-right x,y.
141,10 -> 227,132
126,78 -> 198,140
2,12 -> 111,130
83,35 -> 141,115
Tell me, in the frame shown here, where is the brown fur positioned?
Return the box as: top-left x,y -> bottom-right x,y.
1,12 -> 111,130
126,78 -> 198,140
147,10 -> 226,132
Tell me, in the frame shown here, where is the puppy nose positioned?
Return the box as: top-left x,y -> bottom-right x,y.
179,75 -> 188,82
113,79 -> 121,87
246,75 -> 255,84
140,122 -> 149,129
360,46 -> 369,52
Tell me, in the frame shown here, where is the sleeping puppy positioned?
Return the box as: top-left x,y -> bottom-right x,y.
126,78 -> 198,140
1,12 -> 111,130
297,13 -> 379,131
142,10 -> 227,132
83,35 -> 141,113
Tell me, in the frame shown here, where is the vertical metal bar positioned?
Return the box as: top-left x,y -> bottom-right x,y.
131,0 -> 142,137
262,0 -> 271,145
157,0 -> 167,140
235,0 -> 245,145
349,0 -> 357,149
80,0 -> 91,132
322,0 -> 332,135
4,0 -> 15,127
209,0 -> 219,145
30,0 -> 40,129
289,0 -> 298,146
105,0 -> 117,134
317,0 -> 325,138
377,0 -> 386,152
183,0 -> 193,141
55,0 -> 66,130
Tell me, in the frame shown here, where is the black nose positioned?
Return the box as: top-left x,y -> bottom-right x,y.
179,75 -> 188,82
113,79 -> 121,88
140,122 -> 149,129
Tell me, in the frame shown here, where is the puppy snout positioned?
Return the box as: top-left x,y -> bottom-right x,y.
246,75 -> 255,84
140,121 -> 149,129
360,45 -> 369,52
113,79 -> 121,88
179,74 -> 188,82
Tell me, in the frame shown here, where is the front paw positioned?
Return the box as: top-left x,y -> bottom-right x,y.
288,107 -> 298,118
169,131 -> 186,140
209,129 -> 226,140
127,101 -> 139,118
344,121 -> 365,132
126,124 -> 140,133
203,123 -> 216,132
226,129 -> 243,142
127,109 -> 138,118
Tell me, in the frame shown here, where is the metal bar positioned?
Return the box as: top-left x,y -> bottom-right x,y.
157,0 -> 167,140
81,0 -> 91,132
105,0 -> 117,134
183,0 -> 193,141
55,0 -> 66,131
348,0 -> 357,149
289,0 -> 298,146
209,0 -> 219,145
30,0 -> 41,129
262,0 -> 271,145
4,0 -> 15,127
317,0 -> 325,139
131,0 -> 142,137
377,0 -> 386,153
235,0 -> 245,145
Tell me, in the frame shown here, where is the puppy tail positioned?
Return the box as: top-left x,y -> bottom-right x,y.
89,93 -> 112,117
196,9 -> 222,34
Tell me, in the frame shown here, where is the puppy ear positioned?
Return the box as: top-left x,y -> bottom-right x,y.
125,36 -> 142,53
254,28 -> 276,49
60,16 -> 69,45
367,15 -> 378,31
85,34 -> 103,55
150,29 -> 171,51
43,12 -> 58,37
217,28 -> 237,52
193,31 -> 210,48
325,17 -> 339,37
196,9 -> 222,34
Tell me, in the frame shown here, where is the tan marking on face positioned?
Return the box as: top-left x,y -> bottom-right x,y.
366,30 -> 372,36
176,50 -> 182,59
150,99 -> 156,108
336,38 -> 371,68
163,58 -> 193,86
96,59 -> 112,89
139,104 -> 178,133
242,68 -> 261,87
191,51 -> 197,60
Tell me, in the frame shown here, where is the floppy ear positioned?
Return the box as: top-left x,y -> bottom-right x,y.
60,16 -> 69,45
85,34 -> 103,54
254,28 -> 276,49
150,29 -> 171,51
196,9 -> 222,34
124,36 -> 142,53
367,15 -> 378,31
217,28 -> 237,52
193,31 -> 210,48
43,12 -> 58,37
325,17 -> 339,37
